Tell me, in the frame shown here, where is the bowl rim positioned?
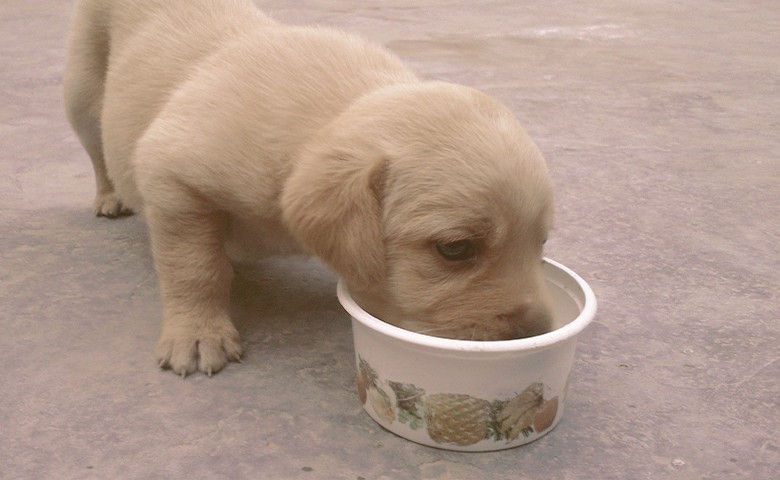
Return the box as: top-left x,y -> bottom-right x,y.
337,257 -> 597,353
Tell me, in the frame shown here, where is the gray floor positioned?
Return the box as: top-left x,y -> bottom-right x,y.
2,1 -> 778,479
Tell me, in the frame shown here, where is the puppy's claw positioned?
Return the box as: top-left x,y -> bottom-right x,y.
156,321 -> 242,378
93,192 -> 133,218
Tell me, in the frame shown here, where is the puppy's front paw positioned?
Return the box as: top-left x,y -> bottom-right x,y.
93,191 -> 132,218
155,318 -> 243,378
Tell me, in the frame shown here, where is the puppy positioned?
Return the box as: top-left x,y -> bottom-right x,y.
64,0 -> 556,377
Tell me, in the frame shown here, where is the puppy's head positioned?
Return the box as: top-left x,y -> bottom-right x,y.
282,82 -> 555,340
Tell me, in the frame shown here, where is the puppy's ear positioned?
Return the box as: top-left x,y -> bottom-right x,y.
281,144 -> 388,287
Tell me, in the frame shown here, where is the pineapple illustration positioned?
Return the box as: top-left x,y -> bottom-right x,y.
424,393 -> 492,446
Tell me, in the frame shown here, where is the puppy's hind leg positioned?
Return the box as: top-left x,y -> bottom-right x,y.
64,1 -> 131,218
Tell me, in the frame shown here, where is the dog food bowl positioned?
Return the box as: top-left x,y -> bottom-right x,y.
337,258 -> 596,451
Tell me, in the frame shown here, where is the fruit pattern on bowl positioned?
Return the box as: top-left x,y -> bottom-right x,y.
356,356 -> 561,447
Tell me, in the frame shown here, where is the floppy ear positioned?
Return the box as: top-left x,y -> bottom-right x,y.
281,142 -> 388,288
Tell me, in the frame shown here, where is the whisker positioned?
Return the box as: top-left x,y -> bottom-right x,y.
409,324 -> 458,335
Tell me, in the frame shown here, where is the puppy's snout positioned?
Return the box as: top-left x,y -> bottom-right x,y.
500,303 -> 554,339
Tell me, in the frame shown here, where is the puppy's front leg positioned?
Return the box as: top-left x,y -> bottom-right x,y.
146,195 -> 242,377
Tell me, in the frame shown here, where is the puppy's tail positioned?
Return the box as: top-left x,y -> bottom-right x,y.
64,0 -> 111,131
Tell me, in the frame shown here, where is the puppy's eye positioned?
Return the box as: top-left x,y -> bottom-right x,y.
435,239 -> 477,262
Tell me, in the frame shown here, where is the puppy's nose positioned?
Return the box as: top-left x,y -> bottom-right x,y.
500,304 -> 554,339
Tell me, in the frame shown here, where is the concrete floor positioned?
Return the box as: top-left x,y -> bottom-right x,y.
2,0 -> 778,478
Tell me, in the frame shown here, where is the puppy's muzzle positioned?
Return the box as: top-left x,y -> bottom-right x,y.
498,304 -> 554,339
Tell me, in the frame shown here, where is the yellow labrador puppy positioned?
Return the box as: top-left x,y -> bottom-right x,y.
65,0 -> 556,377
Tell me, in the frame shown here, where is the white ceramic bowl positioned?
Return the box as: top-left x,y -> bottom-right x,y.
337,258 -> 597,451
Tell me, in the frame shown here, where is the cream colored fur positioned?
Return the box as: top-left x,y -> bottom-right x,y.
64,0 -> 556,377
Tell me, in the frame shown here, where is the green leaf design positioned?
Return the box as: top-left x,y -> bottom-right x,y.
397,406 -> 425,430
487,399 -> 510,441
389,381 -> 426,430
